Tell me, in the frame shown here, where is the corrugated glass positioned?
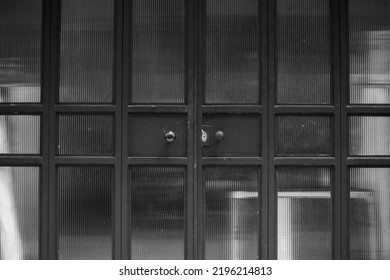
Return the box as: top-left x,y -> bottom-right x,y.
130,166 -> 185,260
58,166 -> 113,260
205,167 -> 259,260
132,0 -> 185,104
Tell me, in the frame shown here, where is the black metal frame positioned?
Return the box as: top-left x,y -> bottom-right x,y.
3,0 -> 390,260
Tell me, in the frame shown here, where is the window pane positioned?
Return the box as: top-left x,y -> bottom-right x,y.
349,116 -> 390,156
349,0 -> 390,104
0,167 -> 39,260
277,167 -> 332,260
276,115 -> 333,156
205,167 -> 259,260
0,115 -> 40,154
205,0 -> 259,104
0,0 -> 41,103
58,166 -> 113,260
59,0 -> 114,103
350,168 -> 390,259
277,0 -> 331,104
58,114 -> 114,155
132,0 -> 185,104
130,166 -> 185,260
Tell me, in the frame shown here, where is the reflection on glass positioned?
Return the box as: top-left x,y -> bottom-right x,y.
206,0 -> 259,104
0,0 -> 42,103
277,167 -> 332,260
58,114 -> 114,155
205,167 -> 259,260
130,166 -> 185,260
277,0 -> 330,104
0,167 -> 39,260
0,115 -> 40,154
132,0 -> 185,104
59,0 -> 114,103
58,166 -> 113,260
349,116 -> 390,156
350,168 -> 390,259
276,115 -> 332,156
349,0 -> 390,104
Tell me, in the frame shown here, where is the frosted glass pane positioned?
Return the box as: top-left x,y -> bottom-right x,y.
59,0 -> 114,103
0,0 -> 41,103
349,116 -> 390,156
277,167 -> 332,260
130,166 -> 185,260
132,0 -> 185,104
0,167 -> 39,260
277,0 -> 331,104
58,114 -> 114,155
276,115 -> 333,156
58,166 -> 113,260
205,167 -> 259,260
205,0 -> 259,104
350,168 -> 390,259
0,115 -> 40,154
349,0 -> 390,104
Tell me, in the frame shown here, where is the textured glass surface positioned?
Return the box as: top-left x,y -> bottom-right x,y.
349,116 -> 390,156
350,168 -> 390,259
58,114 -> 114,155
132,0 -> 185,104
205,167 -> 259,259
277,0 -> 330,104
0,167 -> 39,260
59,0 -> 114,103
277,167 -> 332,260
130,166 -> 185,260
58,166 -> 113,260
0,115 -> 40,154
349,0 -> 390,104
276,115 -> 332,155
205,0 -> 259,104
0,0 -> 41,103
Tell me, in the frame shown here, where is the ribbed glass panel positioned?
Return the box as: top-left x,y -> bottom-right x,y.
0,167 -> 39,260
0,115 -> 40,154
58,114 -> 114,155
276,115 -> 332,156
349,0 -> 390,104
59,0 -> 114,103
205,0 -> 259,104
350,168 -> 390,259
58,166 -> 112,260
349,116 -> 390,156
0,0 -> 41,103
277,0 -> 331,104
205,167 -> 259,260
130,166 -> 185,260
277,167 -> 332,260
132,0 -> 185,104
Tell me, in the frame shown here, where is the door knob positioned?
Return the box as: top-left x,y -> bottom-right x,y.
165,130 -> 176,143
215,130 -> 224,141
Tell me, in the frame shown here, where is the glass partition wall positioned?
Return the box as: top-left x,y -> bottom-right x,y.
0,0 -> 389,260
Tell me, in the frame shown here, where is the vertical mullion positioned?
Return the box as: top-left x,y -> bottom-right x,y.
40,0 -> 52,260
267,0 -> 277,260
331,0 -> 342,260
186,0 -> 195,260
339,0 -> 350,260
113,0 -> 124,260
260,0 -> 269,261
48,0 -> 61,260
121,0 -> 131,260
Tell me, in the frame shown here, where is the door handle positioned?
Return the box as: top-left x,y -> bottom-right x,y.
215,130 -> 224,141
165,130 -> 176,143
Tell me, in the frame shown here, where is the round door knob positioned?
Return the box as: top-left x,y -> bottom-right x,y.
165,130 -> 176,143
215,130 -> 224,141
